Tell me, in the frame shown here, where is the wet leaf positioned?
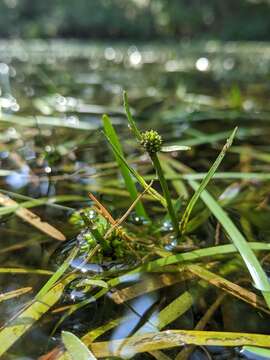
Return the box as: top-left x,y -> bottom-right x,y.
36,246 -> 79,300
89,330 -> 270,357
154,291 -> 193,330
75,279 -> 108,289
62,331 -> 97,360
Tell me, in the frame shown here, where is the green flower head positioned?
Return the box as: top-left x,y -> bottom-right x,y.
140,130 -> 163,154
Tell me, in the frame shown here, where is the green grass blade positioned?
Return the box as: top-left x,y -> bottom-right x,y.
35,246 -> 79,300
123,91 -> 142,141
144,172 -> 270,182
140,242 -> 270,272
102,114 -> 147,218
154,291 -> 193,330
0,195 -> 84,216
180,127 -> 237,233
0,267 -> 53,275
188,180 -> 270,308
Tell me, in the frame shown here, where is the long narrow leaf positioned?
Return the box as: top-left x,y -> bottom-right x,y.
0,287 -> 32,303
140,242 -> 270,272
123,91 -> 142,141
180,127 -> 237,233
186,264 -> 270,314
0,192 -> 66,241
188,180 -> 270,308
89,330 -> 270,357
102,114 -> 147,218
36,246 -> 79,300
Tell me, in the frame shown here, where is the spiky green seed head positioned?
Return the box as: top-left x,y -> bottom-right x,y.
140,130 -> 163,154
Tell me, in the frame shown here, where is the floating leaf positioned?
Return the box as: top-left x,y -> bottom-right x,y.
175,293 -> 226,360
139,242 -> 270,272
0,267 -> 53,275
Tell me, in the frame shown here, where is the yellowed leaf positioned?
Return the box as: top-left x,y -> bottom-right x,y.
0,192 -> 66,241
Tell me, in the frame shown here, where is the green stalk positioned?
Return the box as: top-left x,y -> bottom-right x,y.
151,152 -> 179,238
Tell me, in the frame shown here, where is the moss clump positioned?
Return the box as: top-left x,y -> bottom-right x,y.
69,208 -> 129,260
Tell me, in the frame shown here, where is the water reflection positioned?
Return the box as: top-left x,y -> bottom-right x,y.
110,293 -> 158,358
6,165 -> 29,189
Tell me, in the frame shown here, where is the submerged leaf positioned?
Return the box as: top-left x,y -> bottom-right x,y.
75,279 -> 108,289
0,287 -> 32,302
0,275 -> 75,357
241,346 -> 270,360
89,330 -> 270,357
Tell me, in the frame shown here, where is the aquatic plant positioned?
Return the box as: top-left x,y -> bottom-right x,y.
1,89 -> 270,359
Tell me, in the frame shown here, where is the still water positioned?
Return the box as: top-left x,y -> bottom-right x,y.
0,40 -> 270,359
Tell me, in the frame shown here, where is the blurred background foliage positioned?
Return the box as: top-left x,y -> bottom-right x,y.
1,0 -> 270,41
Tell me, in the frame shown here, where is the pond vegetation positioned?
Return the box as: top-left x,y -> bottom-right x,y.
0,41 -> 270,359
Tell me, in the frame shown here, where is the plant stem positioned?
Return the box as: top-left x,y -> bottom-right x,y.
150,152 -> 179,239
